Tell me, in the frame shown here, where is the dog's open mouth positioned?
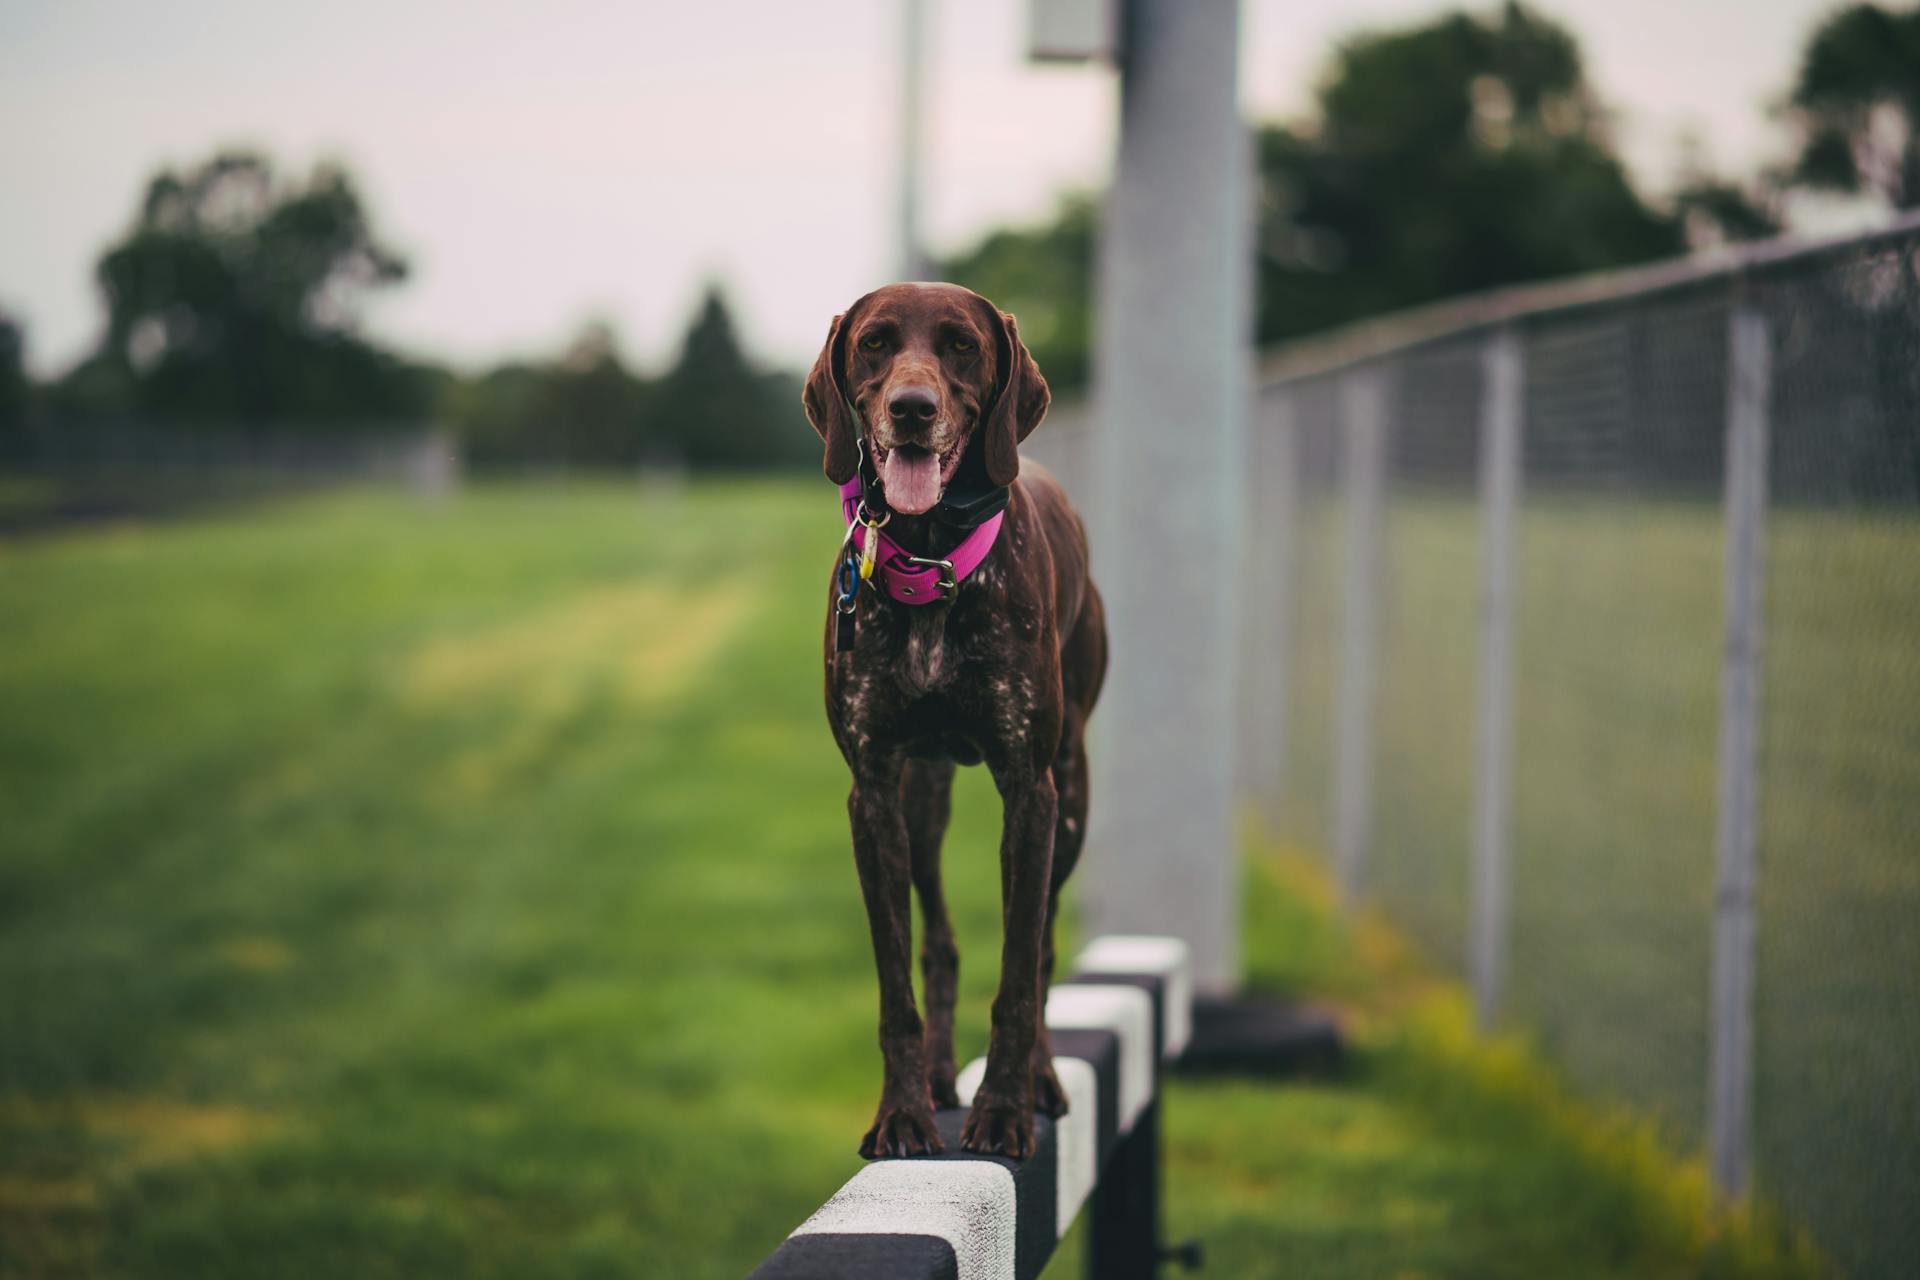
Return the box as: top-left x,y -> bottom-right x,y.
874,441 -> 964,516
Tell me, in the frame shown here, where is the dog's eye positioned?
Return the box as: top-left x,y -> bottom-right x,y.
951,339 -> 974,351
861,337 -> 885,351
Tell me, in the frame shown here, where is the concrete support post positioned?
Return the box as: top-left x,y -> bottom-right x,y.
1332,368 -> 1386,911
1710,306 -> 1770,1198
1087,0 -> 1249,992
1470,328 -> 1523,1029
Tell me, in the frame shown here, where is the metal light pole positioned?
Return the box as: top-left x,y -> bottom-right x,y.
897,0 -> 929,281
1027,0 -> 1339,1078
1082,0 -> 1249,992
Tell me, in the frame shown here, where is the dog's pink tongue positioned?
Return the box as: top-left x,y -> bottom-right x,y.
883,448 -> 942,514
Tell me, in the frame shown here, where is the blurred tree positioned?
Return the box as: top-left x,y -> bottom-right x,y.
442,361 -> 545,466
50,150 -> 434,426
1784,2 -> 1920,209
649,285 -> 809,470
1673,178 -> 1783,245
0,313 -> 27,432
1255,1 -> 1682,342
1671,134 -> 1783,246
445,320 -> 658,469
937,3 -> 1682,387
938,194 -> 1096,393
542,321 -> 657,464
443,292 -> 806,473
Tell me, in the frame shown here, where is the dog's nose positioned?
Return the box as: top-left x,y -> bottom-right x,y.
887,387 -> 940,427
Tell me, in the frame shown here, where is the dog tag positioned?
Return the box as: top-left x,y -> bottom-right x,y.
858,521 -> 881,581
836,607 -> 856,652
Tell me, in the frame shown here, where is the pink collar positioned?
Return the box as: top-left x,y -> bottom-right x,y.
839,476 -> 1005,605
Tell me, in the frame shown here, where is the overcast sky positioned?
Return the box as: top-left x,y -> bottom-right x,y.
0,0 -> 1849,376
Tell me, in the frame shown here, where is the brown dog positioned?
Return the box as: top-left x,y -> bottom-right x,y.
803,282 -> 1106,1160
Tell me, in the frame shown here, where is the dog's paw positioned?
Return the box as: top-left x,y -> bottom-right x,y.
960,1094 -> 1036,1160
1032,1059 -> 1070,1119
860,1100 -> 943,1160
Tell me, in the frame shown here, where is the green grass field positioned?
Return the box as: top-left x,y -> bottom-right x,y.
0,482 -> 1833,1278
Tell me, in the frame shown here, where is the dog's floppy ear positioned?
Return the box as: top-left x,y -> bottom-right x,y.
802,308 -> 862,484
982,308 -> 1050,488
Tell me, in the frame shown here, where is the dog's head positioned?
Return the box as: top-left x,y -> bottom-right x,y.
802,282 -> 1049,513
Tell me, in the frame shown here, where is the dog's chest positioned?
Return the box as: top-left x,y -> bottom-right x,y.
852,598 -> 1008,704
897,608 -> 952,696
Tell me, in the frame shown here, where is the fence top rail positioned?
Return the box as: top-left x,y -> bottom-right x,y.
1258,207 -> 1920,386
748,934 -> 1192,1280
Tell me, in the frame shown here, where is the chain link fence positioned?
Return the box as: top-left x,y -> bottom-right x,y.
1220,215 -> 1920,1280
1017,217 -> 1919,1276
0,422 -> 458,532
1744,240 -> 1920,1277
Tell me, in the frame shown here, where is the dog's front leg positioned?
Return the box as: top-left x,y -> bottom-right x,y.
848,758 -> 943,1158
960,766 -> 1057,1158
903,757 -> 961,1109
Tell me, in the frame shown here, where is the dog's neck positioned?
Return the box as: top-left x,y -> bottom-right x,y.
836,433 -> 1008,625
874,509 -> 962,559
860,483 -> 982,697
859,434 -> 1005,561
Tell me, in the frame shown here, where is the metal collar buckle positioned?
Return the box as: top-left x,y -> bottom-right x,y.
901,554 -> 957,599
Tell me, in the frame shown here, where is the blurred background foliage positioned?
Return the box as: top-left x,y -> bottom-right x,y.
10,149 -> 806,475
1787,1 -> 1920,207
442,297 -> 807,473
44,153 -> 434,428
1,1 -> 1914,450
942,2 -> 1920,395
1248,1 -> 1684,343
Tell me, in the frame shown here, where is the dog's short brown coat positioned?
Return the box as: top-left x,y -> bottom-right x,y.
803,282 -> 1107,1159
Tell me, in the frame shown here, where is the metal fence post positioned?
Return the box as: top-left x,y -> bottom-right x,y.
1710,305 -> 1770,1198
1470,328 -> 1523,1029
1333,368 -> 1385,909
1240,387 -> 1299,826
